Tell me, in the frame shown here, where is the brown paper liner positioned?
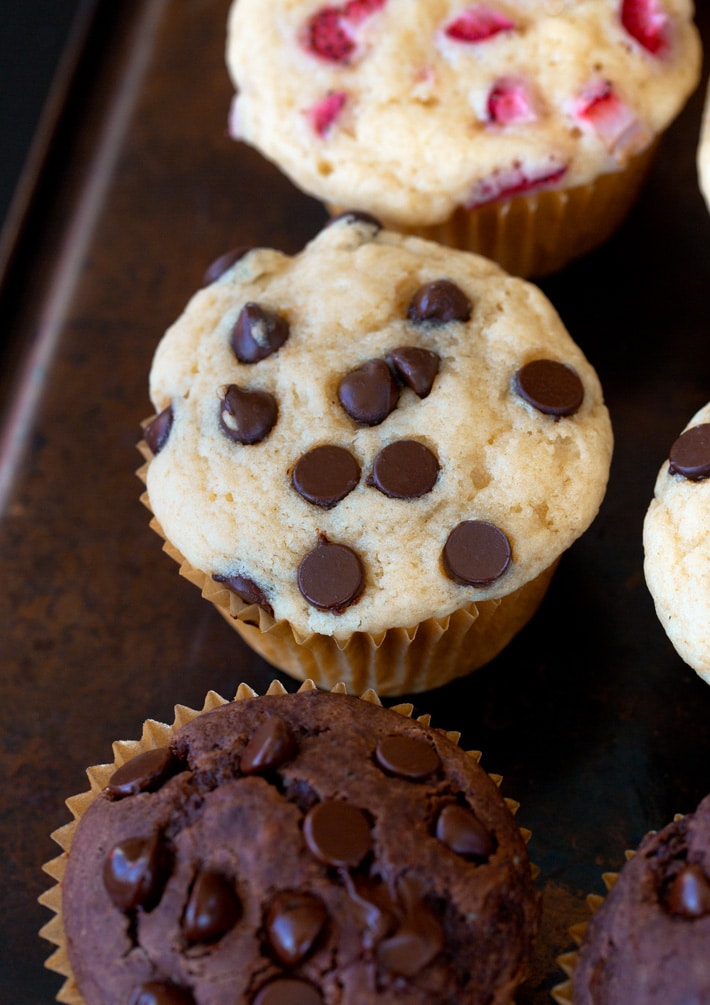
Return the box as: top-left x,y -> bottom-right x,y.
40,678 -> 535,1005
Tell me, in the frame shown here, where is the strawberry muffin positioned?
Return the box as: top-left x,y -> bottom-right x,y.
225,0 -> 701,276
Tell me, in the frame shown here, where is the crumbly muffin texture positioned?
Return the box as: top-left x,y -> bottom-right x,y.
144,216 -> 612,639
643,402 -> 710,683
572,794 -> 710,1004
61,689 -> 540,1005
226,0 -> 701,227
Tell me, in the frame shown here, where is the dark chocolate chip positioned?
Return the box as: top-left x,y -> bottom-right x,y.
241,716 -> 298,775
297,540 -> 364,612
144,406 -> 173,456
407,280 -> 472,325
231,302 -> 290,363
375,735 -> 440,780
376,905 -> 443,977
202,247 -> 252,286
130,981 -> 195,1005
212,572 -> 274,617
327,209 -> 382,232
443,520 -> 511,587
514,359 -> 584,417
303,800 -> 372,867
387,346 -> 440,398
341,873 -> 397,946
253,978 -> 323,1005
182,870 -> 241,943
368,440 -> 439,499
292,445 -> 360,508
666,864 -> 710,918
337,359 -> 399,426
435,804 -> 494,861
219,384 -> 278,445
668,423 -> 710,481
265,890 -> 329,965
103,832 -> 168,911
104,747 -> 176,800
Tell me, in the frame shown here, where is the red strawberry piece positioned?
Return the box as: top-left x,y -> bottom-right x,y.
576,80 -> 650,158
309,91 -> 348,135
466,159 -> 568,208
487,78 -> 536,125
445,5 -> 515,43
343,0 -> 387,26
304,0 -> 387,64
620,0 -> 669,55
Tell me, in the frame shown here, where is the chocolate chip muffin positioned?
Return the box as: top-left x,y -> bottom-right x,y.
571,794 -> 710,1004
139,214 -> 613,694
45,684 -> 540,1005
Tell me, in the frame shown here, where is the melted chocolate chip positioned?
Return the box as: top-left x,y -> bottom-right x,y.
514,359 -> 584,417
292,445 -> 360,508
219,384 -> 278,445
341,873 -> 397,946
407,280 -> 472,325
212,572 -> 274,617
231,302 -> 290,363
183,870 -> 241,943
666,864 -> 710,918
265,890 -> 329,966
435,804 -> 494,861
376,904 -> 443,977
144,406 -> 173,456
668,423 -> 710,481
103,832 -> 169,911
443,520 -> 511,587
375,735 -> 440,780
337,359 -> 399,426
303,800 -> 372,867
130,982 -> 195,1005
202,246 -> 252,286
368,440 -> 439,499
104,747 -> 176,800
387,346 -> 440,398
297,540 -> 364,612
253,978 -> 323,1005
327,209 -> 382,232
241,716 -> 298,775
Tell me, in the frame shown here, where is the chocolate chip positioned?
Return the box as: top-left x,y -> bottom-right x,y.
183,870 -> 241,943
212,572 -> 274,617
103,832 -> 169,911
202,246 -> 251,286
265,890 -> 329,965
514,359 -> 584,417
368,440 -> 439,499
241,716 -> 298,775
129,981 -> 195,1005
443,520 -> 511,587
666,864 -> 710,918
219,384 -> 278,445
231,302 -> 290,363
144,406 -> 173,456
387,346 -> 440,398
292,445 -> 360,508
435,804 -> 494,861
375,735 -> 440,780
303,800 -> 372,867
342,873 -> 397,946
327,209 -> 382,232
104,747 -> 176,800
407,280 -> 472,325
337,359 -> 399,426
376,905 -> 443,977
297,540 -> 364,612
668,423 -> 710,481
253,978 -> 323,1005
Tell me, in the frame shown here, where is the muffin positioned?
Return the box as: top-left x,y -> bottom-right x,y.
138,215 -> 613,695
698,79 -> 710,210
40,681 -> 540,1005
643,402 -> 710,684
565,794 -> 710,1004
225,0 -> 701,276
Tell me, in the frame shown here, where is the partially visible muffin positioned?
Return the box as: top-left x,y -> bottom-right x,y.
698,79 -> 710,210
643,402 -> 710,683
46,684 -> 540,1004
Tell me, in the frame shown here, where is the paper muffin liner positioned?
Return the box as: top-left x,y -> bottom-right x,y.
40,678 -> 537,1005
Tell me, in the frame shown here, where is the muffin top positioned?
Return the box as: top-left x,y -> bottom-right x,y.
61,688 -> 540,1005
572,794 -> 710,1004
643,402 -> 710,683
226,0 -> 701,226
143,216 -> 612,639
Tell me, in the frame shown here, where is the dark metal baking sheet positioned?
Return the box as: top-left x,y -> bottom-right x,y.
1,2 -> 710,1001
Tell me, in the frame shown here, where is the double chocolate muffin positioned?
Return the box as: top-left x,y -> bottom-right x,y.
58,687 -> 539,1004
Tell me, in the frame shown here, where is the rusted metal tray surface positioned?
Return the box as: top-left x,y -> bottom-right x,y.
2,2 -> 710,1002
